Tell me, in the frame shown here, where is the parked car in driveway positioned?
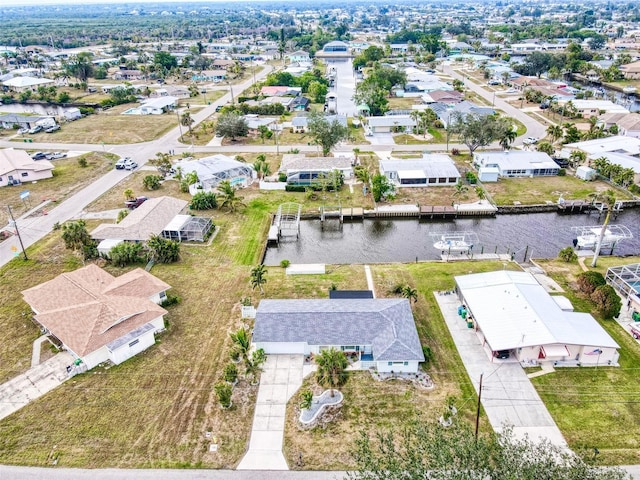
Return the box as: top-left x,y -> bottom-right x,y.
31,152 -> 47,160
18,127 -> 29,134
28,125 -> 43,134
45,125 -> 60,133
50,152 -> 67,159
493,350 -> 510,359
523,137 -> 539,145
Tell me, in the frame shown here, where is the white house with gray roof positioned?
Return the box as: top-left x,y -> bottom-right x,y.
252,298 -> 425,373
473,151 -> 559,179
380,154 -> 460,187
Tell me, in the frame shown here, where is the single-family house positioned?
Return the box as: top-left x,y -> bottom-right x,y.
91,196 -> 188,242
287,50 -> 311,63
291,114 -> 347,133
252,298 -> 425,373
2,76 -> 54,93
558,99 -> 629,119
473,151 -> 559,179
421,90 -> 464,104
137,96 -> 177,115
22,264 -> 171,370
455,270 -> 620,366
0,114 -> 54,131
620,61 -> 640,80
431,101 -> 496,128
191,69 -> 227,82
586,151 -> 640,183
113,69 -> 143,81
243,115 -> 277,134
614,113 -> 640,138
280,153 -> 354,185
564,136 -> 640,156
174,154 -> 256,193
366,115 -> 416,134
260,86 -> 302,97
0,148 -> 54,187
379,154 -> 461,187
509,43 -> 544,54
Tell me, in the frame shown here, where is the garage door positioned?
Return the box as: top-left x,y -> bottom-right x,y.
260,342 -> 305,354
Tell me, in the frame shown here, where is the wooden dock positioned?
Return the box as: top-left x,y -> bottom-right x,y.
419,205 -> 457,219
341,207 -> 364,220
557,200 -> 591,214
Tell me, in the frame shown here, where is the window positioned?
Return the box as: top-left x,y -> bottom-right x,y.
438,177 -> 446,183
428,178 -> 436,184
21,172 -> 28,177
129,339 -> 140,348
159,291 -> 167,299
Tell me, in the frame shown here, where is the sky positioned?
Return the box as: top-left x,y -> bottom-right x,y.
0,0 -> 265,4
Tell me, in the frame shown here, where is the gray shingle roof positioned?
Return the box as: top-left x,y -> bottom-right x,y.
253,298 -> 424,362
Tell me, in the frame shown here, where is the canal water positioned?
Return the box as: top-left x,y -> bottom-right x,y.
263,209 -> 640,265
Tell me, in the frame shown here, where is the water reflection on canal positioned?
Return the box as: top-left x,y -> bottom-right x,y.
263,210 -> 640,265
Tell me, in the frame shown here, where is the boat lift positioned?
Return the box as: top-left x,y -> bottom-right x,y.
571,224 -> 633,251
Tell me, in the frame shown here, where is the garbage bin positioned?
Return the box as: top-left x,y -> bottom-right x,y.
467,320 -> 473,328
633,311 -> 640,322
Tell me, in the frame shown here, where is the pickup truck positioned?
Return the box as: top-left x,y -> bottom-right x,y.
124,196 -> 147,209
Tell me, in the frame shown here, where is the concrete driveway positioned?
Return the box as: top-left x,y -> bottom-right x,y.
237,355 -> 304,470
435,293 -> 567,447
0,351 -> 73,421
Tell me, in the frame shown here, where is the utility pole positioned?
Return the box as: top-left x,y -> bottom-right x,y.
7,205 -> 28,261
475,372 -> 483,441
176,109 -> 183,142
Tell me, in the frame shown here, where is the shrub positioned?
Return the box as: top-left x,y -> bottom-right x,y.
629,184 -> 640,195
591,284 -> 622,318
190,191 -> 218,210
78,158 -> 88,168
285,185 -> 308,192
117,209 -> 129,223
577,271 -> 606,295
558,246 -> 577,263
280,259 -> 290,268
451,148 -> 460,156
109,242 -> 144,267
300,389 -> 314,410
465,171 -> 477,184
422,345 -> 434,366
224,363 -> 238,384
160,294 -> 181,307
143,175 -> 162,190
278,172 -> 287,182
557,168 -> 566,176
214,383 -> 233,409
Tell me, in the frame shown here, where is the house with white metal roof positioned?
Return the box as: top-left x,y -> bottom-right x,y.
565,135 -> 640,156
366,114 -> 416,133
253,298 -> 425,373
473,151 -> 559,179
380,154 -> 460,187
455,271 -> 619,366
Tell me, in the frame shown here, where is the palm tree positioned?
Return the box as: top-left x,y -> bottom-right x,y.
217,180 -> 245,212
587,189 -> 616,267
230,327 -> 251,361
453,180 -> 469,202
401,285 -> 418,303
181,111 -> 194,136
569,150 -> 586,168
546,124 -> 563,144
315,348 -> 348,397
353,148 -> 361,164
499,128 -> 517,150
250,264 -> 267,294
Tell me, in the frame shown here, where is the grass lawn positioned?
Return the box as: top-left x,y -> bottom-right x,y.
27,104 -> 176,145
0,152 -> 116,225
530,256 -> 640,465
482,176 -> 631,206
386,97 -> 418,110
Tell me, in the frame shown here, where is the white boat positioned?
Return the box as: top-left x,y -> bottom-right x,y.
434,235 -> 473,252
574,227 -> 625,250
623,86 -> 637,95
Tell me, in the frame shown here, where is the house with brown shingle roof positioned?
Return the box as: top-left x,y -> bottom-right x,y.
22,264 -> 171,370
91,196 -> 187,242
0,148 -> 54,187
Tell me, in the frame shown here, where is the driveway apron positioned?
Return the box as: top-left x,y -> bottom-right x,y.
237,354 -> 304,470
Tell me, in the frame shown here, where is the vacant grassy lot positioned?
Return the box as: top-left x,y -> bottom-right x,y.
483,175 -> 632,206
530,256 -> 640,465
0,152 -> 115,225
28,104 -> 176,145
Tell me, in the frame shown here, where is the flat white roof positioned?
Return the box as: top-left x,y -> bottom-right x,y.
566,135 -> 640,156
381,154 -> 461,178
474,151 -> 558,170
590,151 -> 640,174
163,214 -> 192,232
455,271 -> 619,351
397,169 -> 427,179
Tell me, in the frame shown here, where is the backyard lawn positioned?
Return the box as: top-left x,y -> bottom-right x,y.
482,175 -> 632,206
26,104 -> 177,145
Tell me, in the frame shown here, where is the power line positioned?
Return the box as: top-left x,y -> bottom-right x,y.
6,205 -> 28,261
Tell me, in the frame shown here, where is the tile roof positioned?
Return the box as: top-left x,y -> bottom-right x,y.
253,298 -> 424,362
91,196 -> 187,241
22,264 -> 170,357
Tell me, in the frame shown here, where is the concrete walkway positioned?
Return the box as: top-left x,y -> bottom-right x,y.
0,352 -> 73,421
237,355 -> 304,470
435,292 -> 567,447
364,265 -> 375,297
30,335 -> 50,367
